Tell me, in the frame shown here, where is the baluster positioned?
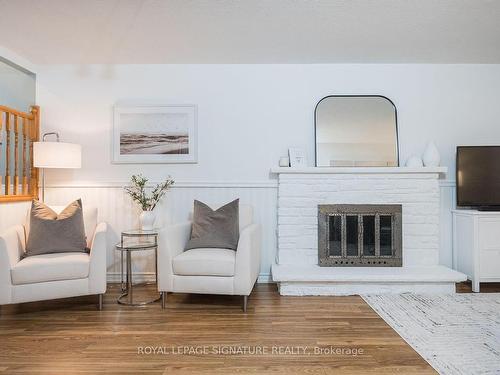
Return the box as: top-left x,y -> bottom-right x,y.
14,115 -> 19,194
5,113 -> 11,195
22,117 -> 29,195
29,117 -> 35,197
0,106 -> 39,201
30,106 -> 40,199
0,111 -> 3,189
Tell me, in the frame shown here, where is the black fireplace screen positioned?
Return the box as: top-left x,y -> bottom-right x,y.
318,204 -> 402,267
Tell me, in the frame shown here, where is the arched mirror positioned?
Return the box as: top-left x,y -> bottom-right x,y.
315,95 -> 399,167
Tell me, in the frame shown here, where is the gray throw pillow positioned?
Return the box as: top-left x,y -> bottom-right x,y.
25,199 -> 88,257
185,199 -> 240,251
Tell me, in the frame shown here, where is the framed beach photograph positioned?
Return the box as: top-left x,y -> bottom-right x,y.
112,105 -> 197,163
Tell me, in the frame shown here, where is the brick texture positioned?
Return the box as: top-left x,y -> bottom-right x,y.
277,173 -> 441,267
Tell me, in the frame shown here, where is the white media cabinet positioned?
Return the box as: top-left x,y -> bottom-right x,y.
452,209 -> 500,292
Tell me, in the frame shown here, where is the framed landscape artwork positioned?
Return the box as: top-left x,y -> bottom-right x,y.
112,105 -> 197,163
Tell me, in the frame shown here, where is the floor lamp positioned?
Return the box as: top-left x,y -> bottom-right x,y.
33,132 -> 82,202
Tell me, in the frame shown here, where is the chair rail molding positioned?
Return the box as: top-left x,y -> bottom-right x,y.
43,180 -> 278,189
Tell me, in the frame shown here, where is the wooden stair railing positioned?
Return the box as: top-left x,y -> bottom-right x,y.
0,105 -> 40,202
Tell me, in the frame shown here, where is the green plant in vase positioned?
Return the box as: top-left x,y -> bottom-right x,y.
125,174 -> 174,230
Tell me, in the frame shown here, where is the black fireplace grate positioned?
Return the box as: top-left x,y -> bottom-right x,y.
318,204 -> 402,267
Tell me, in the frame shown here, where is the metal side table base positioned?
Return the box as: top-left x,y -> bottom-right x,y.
116,229 -> 161,306
117,286 -> 161,306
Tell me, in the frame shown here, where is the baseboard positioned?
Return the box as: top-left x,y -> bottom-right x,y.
257,273 -> 273,283
107,272 -> 155,283
107,272 -> 274,284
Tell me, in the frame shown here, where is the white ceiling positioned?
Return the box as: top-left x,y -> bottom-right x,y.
1,0 -> 500,64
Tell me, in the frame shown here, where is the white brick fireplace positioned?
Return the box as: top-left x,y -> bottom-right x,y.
270,167 -> 466,295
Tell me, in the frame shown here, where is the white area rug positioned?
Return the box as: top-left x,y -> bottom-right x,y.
362,294 -> 500,375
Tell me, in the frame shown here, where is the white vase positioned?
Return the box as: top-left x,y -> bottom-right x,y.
405,155 -> 424,168
139,210 -> 155,230
422,141 -> 441,167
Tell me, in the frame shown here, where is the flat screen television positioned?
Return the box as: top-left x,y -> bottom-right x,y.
456,146 -> 500,210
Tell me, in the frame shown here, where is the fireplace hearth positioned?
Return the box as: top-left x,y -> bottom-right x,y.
318,204 -> 402,267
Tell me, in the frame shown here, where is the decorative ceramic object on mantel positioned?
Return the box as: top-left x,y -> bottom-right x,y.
125,174 -> 175,230
279,157 -> 290,167
405,155 -> 424,168
422,141 -> 441,167
288,148 -> 307,167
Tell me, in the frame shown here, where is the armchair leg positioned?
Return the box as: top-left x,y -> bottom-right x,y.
242,295 -> 248,312
98,294 -> 103,311
161,292 -> 166,309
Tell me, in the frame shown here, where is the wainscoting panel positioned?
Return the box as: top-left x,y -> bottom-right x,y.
1,179 -> 456,283
43,182 -> 278,283
439,181 -> 456,269
0,199 -> 31,232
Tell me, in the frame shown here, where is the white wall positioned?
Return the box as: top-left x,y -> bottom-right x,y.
0,55 -> 36,178
37,64 -> 500,183
0,59 -> 36,112
2,63 -> 500,280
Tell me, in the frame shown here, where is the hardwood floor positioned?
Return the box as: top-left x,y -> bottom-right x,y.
0,284 -> 437,374
456,281 -> 500,293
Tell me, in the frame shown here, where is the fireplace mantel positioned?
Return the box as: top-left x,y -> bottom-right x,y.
270,166 -> 448,175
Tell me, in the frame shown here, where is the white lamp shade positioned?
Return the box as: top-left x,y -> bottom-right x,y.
33,141 -> 82,168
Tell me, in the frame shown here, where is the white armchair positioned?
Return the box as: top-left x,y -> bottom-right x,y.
157,204 -> 261,311
0,205 -> 107,310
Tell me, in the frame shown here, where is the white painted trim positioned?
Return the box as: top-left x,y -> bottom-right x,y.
257,273 -> 273,283
0,45 -> 37,74
107,272 -> 154,283
270,166 -> 448,175
107,272 -> 274,284
43,179 -> 454,190
44,180 -> 278,189
451,209 -> 500,216
440,180 -> 456,187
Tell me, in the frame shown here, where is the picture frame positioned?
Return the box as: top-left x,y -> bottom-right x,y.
112,105 -> 197,164
288,148 -> 307,167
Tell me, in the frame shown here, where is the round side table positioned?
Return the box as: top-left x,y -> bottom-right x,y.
116,229 -> 161,306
